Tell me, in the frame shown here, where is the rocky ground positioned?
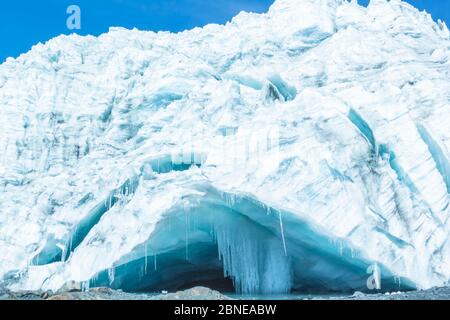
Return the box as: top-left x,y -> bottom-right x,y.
1,286 -> 450,300
333,287 -> 450,300
0,286 -> 231,300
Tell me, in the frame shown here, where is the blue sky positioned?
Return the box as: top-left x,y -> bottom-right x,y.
0,0 -> 449,63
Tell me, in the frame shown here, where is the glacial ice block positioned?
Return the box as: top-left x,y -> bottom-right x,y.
1,0 -> 450,294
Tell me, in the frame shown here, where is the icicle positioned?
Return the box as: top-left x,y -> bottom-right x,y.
81,281 -> 90,292
329,237 -> 336,246
394,276 -> 401,288
278,210 -> 287,256
338,241 -> 344,256
68,235 -> 74,258
224,193 -> 236,206
61,246 -> 66,262
213,212 -> 292,294
108,267 -> 115,285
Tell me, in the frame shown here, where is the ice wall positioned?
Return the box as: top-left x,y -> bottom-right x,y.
0,0 -> 449,293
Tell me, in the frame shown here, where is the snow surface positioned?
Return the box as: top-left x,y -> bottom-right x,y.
0,0 -> 449,294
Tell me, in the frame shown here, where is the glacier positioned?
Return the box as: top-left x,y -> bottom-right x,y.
0,0 -> 449,295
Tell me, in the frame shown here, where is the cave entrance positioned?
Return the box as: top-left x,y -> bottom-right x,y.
87,204 -> 294,295
90,239 -> 236,294
87,193 -> 416,296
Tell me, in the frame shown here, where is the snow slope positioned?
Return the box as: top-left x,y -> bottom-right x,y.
0,0 -> 449,294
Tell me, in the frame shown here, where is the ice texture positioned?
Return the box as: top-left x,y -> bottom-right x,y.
0,0 -> 449,294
